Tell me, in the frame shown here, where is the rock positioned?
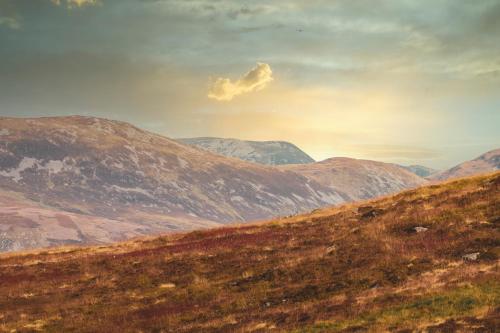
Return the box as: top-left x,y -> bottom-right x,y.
159,283 -> 176,289
358,206 -> 384,219
462,252 -> 480,261
326,245 -> 337,254
414,226 -> 428,233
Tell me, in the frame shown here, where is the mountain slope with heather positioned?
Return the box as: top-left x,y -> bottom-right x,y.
0,172 -> 498,332
281,157 -> 426,201
178,137 -> 315,165
431,148 -> 500,181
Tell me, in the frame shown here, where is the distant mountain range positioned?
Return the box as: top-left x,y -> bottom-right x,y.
0,116 -> 497,252
179,137 -> 442,179
430,148 -> 500,180
177,137 -> 315,165
0,116 -> 426,251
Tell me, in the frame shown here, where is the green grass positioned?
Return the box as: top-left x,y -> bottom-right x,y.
297,280 -> 500,332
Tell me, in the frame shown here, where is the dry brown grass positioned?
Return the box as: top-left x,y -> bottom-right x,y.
0,172 -> 499,332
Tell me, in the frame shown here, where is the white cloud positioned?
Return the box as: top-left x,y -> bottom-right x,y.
51,0 -> 99,8
0,17 -> 21,30
208,63 -> 273,101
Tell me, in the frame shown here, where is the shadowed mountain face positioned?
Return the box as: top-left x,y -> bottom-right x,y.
178,137 -> 315,165
431,148 -> 500,181
0,173 -> 498,332
401,164 -> 438,178
0,116 -> 427,252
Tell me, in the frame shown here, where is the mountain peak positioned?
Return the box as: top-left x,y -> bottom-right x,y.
431,148 -> 500,180
178,137 -> 315,165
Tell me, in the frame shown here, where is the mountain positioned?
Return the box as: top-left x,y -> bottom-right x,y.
1,172 -> 498,332
281,157 -> 426,201
0,116 -> 427,252
178,137 -> 315,165
401,164 -> 438,178
0,116 -> 345,251
431,148 -> 500,181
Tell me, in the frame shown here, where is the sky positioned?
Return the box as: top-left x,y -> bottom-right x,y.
0,0 -> 499,169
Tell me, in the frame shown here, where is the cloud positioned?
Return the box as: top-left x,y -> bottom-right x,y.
51,0 -> 99,8
208,63 -> 273,101
0,16 -> 20,29
227,5 -> 268,20
348,144 -> 442,160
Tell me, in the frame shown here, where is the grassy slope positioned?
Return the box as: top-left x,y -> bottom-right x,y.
0,173 -> 499,332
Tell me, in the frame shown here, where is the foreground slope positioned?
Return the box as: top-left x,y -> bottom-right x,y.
178,137 -> 315,165
432,148 -> 500,181
0,172 -> 498,332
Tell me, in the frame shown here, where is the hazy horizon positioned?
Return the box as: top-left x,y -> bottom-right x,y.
1,0 -> 499,169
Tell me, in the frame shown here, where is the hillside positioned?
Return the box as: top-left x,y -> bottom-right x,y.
281,157 -> 426,201
0,116 -> 427,251
432,148 -> 500,181
0,188 -> 172,252
0,172 -> 498,332
178,137 -> 315,165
